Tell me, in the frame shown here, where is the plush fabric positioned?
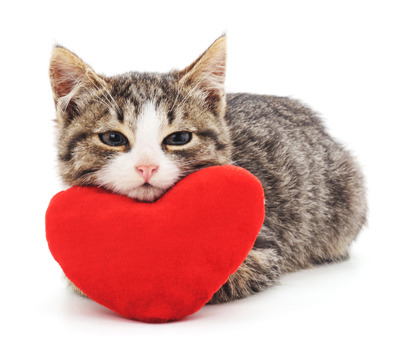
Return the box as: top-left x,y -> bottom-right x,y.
46,165 -> 265,323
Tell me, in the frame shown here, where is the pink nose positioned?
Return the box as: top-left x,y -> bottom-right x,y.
135,165 -> 159,183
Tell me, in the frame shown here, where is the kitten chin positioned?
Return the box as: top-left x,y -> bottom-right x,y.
124,184 -> 168,202
97,182 -> 170,203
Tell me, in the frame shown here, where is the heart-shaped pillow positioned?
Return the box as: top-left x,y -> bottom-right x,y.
46,165 -> 265,323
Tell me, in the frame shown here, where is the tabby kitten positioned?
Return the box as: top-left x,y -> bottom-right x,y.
49,36 -> 367,303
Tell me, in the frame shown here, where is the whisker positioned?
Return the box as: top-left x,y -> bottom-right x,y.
91,98 -> 113,112
169,78 -> 185,113
176,72 -> 210,110
83,71 -> 116,108
100,80 -> 123,115
82,68 -> 123,116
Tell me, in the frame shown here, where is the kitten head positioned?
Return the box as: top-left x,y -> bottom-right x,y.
49,36 -> 232,202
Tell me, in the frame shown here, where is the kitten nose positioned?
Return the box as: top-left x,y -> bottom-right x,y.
135,165 -> 159,183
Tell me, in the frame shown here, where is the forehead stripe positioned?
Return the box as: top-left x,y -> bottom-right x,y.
116,109 -> 124,123
167,109 -> 175,124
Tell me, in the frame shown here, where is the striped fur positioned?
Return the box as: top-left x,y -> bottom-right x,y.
50,36 -> 367,304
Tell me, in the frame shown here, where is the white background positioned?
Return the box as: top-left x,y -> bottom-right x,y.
1,0 -> 414,351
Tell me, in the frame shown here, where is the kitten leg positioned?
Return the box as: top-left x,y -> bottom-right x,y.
208,226 -> 281,304
65,275 -> 88,298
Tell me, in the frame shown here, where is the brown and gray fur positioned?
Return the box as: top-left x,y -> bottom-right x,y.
49,36 -> 367,304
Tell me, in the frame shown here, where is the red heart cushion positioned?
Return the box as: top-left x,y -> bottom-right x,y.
46,165 -> 264,323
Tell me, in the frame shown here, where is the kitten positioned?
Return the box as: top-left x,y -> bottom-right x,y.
49,36 -> 367,303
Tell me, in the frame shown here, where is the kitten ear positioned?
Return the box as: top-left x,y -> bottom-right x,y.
49,46 -> 102,116
178,35 -> 227,115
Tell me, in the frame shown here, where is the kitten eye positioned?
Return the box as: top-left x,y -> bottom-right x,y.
163,131 -> 192,146
99,131 -> 128,147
